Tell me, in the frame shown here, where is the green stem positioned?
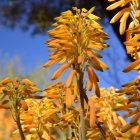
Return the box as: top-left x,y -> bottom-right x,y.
76,69 -> 106,140
15,107 -> 25,140
77,71 -> 86,140
79,91 -> 86,140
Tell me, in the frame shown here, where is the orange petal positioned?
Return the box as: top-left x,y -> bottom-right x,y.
20,100 -> 28,111
77,56 -> 83,64
86,65 -> 99,91
123,59 -> 140,72
65,88 -> 72,108
0,103 -> 11,109
21,79 -> 35,86
106,0 -> 125,10
0,78 -> 12,87
119,11 -> 130,35
66,70 -> 76,87
89,98 -> 96,128
110,7 -> 131,23
43,58 -> 62,68
93,81 -> 100,97
52,64 -> 70,80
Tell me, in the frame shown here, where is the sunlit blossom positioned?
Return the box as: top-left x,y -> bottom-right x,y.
107,0 -> 140,35
44,7 -> 109,97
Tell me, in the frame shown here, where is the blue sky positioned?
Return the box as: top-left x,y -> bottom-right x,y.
0,26 -> 48,68
0,21 -> 138,89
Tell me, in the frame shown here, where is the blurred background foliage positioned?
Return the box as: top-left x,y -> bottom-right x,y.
0,52 -> 54,88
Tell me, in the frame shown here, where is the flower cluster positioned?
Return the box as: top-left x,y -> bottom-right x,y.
0,77 -> 42,110
124,25 -> 140,72
44,7 -> 109,97
18,98 -> 59,140
116,74 -> 140,134
107,1 -> 140,136
106,0 -> 139,35
82,86 -> 140,139
87,87 -> 129,139
14,81 -> 79,139
107,0 -> 140,72
2,5 -> 140,139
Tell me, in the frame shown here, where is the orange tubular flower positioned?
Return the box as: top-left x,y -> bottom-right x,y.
0,77 -> 42,110
107,0 -> 140,72
106,0 -> 139,35
44,7 -> 109,95
12,98 -> 60,139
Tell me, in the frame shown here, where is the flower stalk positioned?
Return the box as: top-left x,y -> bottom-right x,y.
77,70 -> 86,140
44,7 -> 110,139
14,104 -> 25,140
